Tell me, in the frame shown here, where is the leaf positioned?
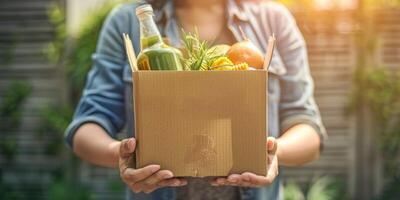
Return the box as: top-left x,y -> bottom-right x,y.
306,176 -> 339,200
284,180 -> 305,200
180,29 -> 222,70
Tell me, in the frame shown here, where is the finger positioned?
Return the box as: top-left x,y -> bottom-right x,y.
210,177 -> 228,186
228,174 -> 252,187
266,158 -> 279,182
119,139 -> 137,173
267,137 -> 277,154
227,174 -> 241,184
224,174 -> 240,186
143,178 -> 187,194
130,184 -> 142,193
158,178 -> 188,187
140,170 -> 173,186
120,138 -> 136,159
217,177 -> 228,186
122,165 -> 160,183
210,178 -> 219,186
242,172 -> 271,186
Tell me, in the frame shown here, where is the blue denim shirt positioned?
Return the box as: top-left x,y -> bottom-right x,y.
65,0 -> 326,199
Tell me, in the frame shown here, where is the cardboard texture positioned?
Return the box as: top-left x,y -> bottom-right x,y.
123,33 -> 275,177
133,71 -> 268,177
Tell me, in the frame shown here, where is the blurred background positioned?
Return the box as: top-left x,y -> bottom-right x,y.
0,0 -> 399,199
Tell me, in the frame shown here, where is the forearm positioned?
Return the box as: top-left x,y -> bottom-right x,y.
73,123 -> 120,168
276,123 -> 321,166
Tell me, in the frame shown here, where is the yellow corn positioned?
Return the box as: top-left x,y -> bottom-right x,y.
211,57 -> 233,68
211,65 -> 233,70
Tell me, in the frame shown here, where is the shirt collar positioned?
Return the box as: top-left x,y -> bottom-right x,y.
154,0 -> 174,24
227,0 -> 249,22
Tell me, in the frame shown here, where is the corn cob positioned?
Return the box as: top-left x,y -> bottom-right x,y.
211,56 -> 233,68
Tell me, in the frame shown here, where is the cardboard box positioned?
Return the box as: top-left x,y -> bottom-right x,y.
133,70 -> 268,177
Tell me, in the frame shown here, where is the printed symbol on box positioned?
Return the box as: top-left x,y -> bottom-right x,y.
184,134 -> 217,167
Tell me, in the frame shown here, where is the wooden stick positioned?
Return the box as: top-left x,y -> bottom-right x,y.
123,33 -> 139,72
263,33 -> 275,70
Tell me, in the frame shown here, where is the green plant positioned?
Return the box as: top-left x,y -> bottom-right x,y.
306,176 -> 346,200
0,138 -> 18,161
38,105 -> 73,135
284,176 -> 347,200
0,181 -> 22,200
44,2 -> 116,103
181,29 -> 221,70
36,105 -> 73,155
350,67 -> 400,200
350,68 -> 400,175
107,177 -> 125,194
0,81 -> 31,161
0,81 -> 32,130
284,181 -> 305,200
1,39 -> 16,66
44,2 -> 66,63
66,4 -> 116,99
40,2 -> 123,199
49,179 -> 92,200
374,175 -> 400,200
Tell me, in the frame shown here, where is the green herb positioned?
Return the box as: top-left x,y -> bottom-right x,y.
180,29 -> 221,70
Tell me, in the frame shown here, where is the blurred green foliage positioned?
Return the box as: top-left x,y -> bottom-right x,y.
40,1 -> 125,199
0,181 -> 21,200
67,4 -> 116,99
0,81 -> 31,199
0,81 -> 32,130
37,105 -> 73,155
0,40 -> 16,66
374,176 -> 400,200
284,181 -> 306,200
0,81 -> 31,161
45,2 -> 118,103
49,179 -> 92,200
351,67 -> 400,177
284,176 -> 347,200
346,0 -> 400,198
0,138 -> 18,161
44,2 -> 66,63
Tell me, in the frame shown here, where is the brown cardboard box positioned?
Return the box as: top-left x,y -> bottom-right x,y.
132,70 -> 268,177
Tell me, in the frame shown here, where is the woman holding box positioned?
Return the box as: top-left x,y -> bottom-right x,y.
65,0 -> 326,199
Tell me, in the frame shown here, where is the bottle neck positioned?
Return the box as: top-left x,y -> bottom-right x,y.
138,13 -> 163,49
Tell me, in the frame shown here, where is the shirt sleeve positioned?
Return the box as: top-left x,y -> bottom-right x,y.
270,4 -> 327,148
64,5 -> 131,148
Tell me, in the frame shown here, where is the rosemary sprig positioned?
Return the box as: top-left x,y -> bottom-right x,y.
181,29 -> 222,71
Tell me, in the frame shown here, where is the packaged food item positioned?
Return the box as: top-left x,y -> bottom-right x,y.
136,4 -> 183,71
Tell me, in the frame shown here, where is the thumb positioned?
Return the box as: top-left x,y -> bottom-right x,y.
267,137 -> 277,154
119,138 -> 136,159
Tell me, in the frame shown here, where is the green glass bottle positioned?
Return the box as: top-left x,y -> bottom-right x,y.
136,4 -> 183,71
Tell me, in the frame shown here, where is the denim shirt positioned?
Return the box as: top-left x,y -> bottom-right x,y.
65,0 -> 326,199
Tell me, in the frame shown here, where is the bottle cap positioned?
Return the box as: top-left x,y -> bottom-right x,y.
136,4 -> 153,16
